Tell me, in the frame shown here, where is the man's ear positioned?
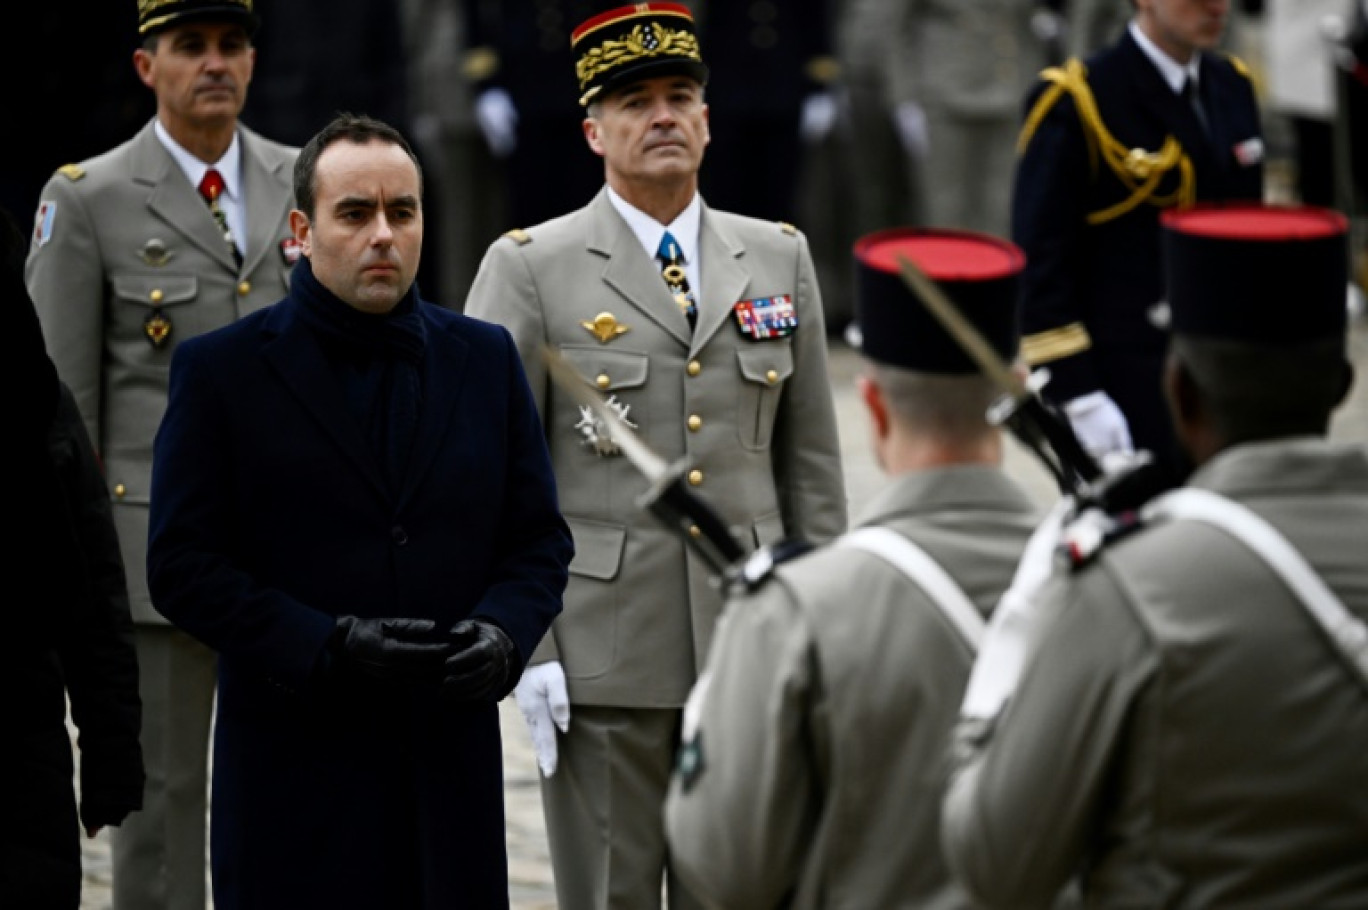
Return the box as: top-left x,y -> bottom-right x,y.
583,117 -> 604,157
289,210 -> 311,255
857,374 -> 890,440
1163,355 -> 1198,426
133,47 -> 156,90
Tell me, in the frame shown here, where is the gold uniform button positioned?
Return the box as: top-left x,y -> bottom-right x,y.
766,369 -> 779,384
596,373 -> 610,389
237,281 -> 252,296
687,360 -> 702,376
113,483 -> 127,499
149,289 -> 163,304
689,525 -> 701,539
687,414 -> 702,431
688,469 -> 704,486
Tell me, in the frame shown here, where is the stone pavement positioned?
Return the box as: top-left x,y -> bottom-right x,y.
75,321 -> 1368,908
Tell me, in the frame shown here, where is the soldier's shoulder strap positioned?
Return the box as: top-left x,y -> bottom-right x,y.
735,537 -> 815,593
502,227 -> 532,245
837,527 -> 986,652
1142,488 -> 1368,695
1017,58 -> 1196,226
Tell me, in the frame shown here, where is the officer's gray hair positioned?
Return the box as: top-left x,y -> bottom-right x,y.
868,363 -> 998,445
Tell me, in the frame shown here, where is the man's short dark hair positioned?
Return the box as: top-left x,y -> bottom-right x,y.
1170,335 -> 1351,444
293,113 -> 423,218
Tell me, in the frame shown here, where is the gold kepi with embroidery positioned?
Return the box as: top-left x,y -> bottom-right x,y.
571,3 -> 709,107
137,0 -> 258,36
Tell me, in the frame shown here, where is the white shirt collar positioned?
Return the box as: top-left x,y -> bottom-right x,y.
1129,20 -> 1202,95
606,186 -> 702,268
154,119 -> 244,202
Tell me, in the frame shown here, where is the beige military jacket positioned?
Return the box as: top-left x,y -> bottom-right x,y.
463,189 -> 847,707
943,439 -> 1368,909
26,120 -> 299,624
666,466 -> 1038,908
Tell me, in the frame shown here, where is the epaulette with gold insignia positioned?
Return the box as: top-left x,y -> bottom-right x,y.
503,228 -> 532,245
1017,58 -> 1195,226
57,164 -> 86,182
1224,52 -> 1252,81
777,221 -> 797,236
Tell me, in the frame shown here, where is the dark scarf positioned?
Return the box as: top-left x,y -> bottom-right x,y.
290,258 -> 426,493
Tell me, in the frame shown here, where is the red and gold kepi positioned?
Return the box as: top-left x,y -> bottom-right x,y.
137,0 -> 258,36
571,3 -> 709,107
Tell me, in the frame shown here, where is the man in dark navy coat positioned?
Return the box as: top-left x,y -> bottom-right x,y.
1012,0 -> 1263,470
147,113 -> 573,909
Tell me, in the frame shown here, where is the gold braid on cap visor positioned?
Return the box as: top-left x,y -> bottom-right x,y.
576,21 -> 701,104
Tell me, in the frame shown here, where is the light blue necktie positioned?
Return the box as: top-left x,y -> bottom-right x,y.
656,231 -> 697,329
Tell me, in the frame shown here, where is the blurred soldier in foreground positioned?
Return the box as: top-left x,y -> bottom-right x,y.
665,228 -> 1040,909
943,203 -> 1368,908
24,2 -> 298,905
464,4 -> 847,906
3,206 -> 144,910
1013,0 -> 1263,468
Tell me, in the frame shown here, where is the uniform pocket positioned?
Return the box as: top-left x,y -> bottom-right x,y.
735,343 -> 794,450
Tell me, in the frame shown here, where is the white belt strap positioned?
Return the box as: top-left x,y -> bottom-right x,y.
838,527 -> 986,652
1144,488 -> 1368,692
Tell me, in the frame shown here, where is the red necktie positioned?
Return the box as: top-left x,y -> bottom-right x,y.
197,168 -> 241,266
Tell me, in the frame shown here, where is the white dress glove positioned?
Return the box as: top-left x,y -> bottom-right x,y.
1062,390 -> 1134,461
475,87 -> 519,158
514,660 -> 570,777
799,91 -> 838,143
960,496 -> 1074,721
893,100 -> 930,159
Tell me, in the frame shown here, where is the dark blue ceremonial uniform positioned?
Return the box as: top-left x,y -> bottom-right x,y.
1013,28 -> 1263,461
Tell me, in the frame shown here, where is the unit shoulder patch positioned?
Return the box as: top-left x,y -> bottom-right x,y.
57,164 -> 86,182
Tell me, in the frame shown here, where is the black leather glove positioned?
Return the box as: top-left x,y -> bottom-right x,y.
329,616 -> 450,684
440,619 -> 516,702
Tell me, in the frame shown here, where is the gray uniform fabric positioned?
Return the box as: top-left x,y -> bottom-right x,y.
26,120 -> 298,910
887,0 -> 1050,236
464,187 -> 847,908
667,467 -> 1038,910
943,439 -> 1368,909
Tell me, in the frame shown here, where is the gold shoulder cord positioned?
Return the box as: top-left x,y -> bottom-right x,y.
1017,58 -> 1195,226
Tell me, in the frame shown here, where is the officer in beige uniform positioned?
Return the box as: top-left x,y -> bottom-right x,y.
463,5 -> 847,907
887,0 -> 1055,236
664,228 -> 1039,910
25,2 -> 297,906
943,204 -> 1368,908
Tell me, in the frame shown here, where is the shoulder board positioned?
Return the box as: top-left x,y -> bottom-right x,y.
462,45 -> 500,82
1223,52 -> 1252,80
804,55 -> 841,85
736,538 -> 815,592
57,164 -> 86,182
503,228 -> 532,245
777,221 -> 797,236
